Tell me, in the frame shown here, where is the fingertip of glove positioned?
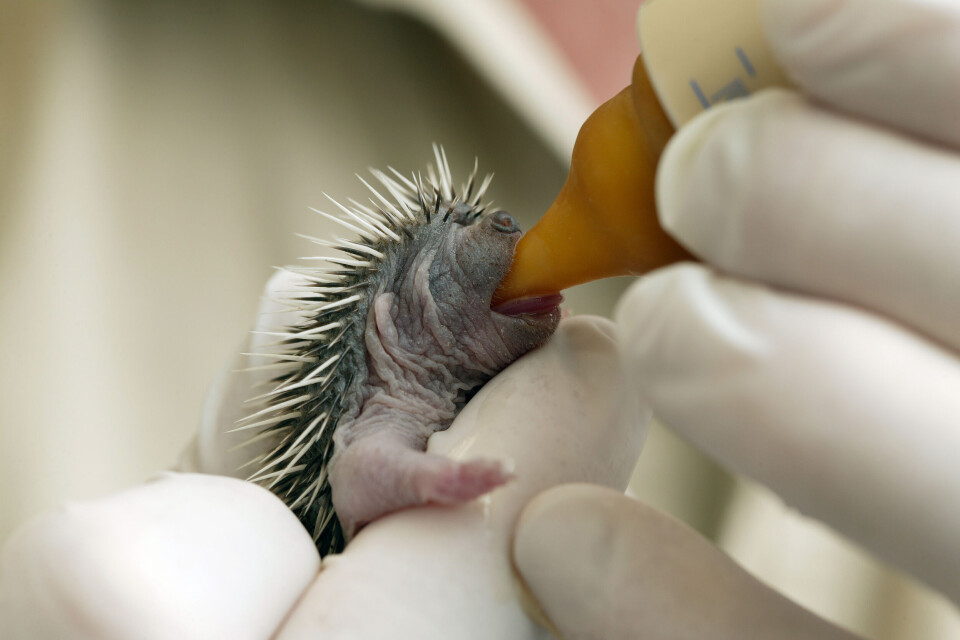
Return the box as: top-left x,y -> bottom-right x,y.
657,90 -> 804,260
761,0 -> 865,92
613,264 -> 703,360
513,485 -> 640,635
615,265 -> 773,391
514,484 -> 628,554
557,314 -> 616,338
553,314 -> 618,354
657,101 -> 738,242
761,0 -> 839,54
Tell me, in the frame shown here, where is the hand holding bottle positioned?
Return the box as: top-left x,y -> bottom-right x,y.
513,1 -> 960,637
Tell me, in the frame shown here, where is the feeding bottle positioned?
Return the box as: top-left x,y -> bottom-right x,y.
493,0 -> 793,306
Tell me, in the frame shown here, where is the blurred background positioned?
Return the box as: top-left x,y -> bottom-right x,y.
0,0 -> 957,637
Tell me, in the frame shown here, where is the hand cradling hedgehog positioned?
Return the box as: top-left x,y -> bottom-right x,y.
236,147 -> 562,554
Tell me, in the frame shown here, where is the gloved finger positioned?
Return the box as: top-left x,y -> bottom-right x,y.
0,473 -> 319,640
274,316 -> 650,640
513,484 -> 864,640
658,90 -> 960,352
179,269 -> 311,477
616,264 -> 960,605
763,0 -> 960,148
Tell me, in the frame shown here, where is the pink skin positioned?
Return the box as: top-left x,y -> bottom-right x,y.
330,431 -> 514,538
491,294 -> 565,317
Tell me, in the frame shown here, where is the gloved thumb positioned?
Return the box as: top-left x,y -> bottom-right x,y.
512,484 -> 862,640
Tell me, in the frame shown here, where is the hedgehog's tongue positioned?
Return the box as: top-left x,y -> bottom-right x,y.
492,293 -> 564,317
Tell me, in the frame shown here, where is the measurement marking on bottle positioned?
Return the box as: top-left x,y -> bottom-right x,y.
690,80 -> 711,109
689,47 -> 759,110
735,47 -> 756,77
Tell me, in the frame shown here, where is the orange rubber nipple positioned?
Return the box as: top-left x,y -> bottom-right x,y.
493,55 -> 693,306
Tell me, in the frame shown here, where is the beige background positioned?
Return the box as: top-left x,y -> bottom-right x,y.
0,0 -> 957,637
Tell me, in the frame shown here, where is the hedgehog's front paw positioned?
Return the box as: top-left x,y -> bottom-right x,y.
417,459 -> 513,505
330,433 -> 514,541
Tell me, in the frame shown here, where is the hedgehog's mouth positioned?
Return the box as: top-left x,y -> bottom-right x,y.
491,293 -> 564,318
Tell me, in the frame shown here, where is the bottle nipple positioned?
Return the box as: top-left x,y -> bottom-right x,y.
493,55 -> 691,307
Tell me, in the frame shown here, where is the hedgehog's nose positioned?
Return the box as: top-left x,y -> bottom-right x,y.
490,211 -> 520,234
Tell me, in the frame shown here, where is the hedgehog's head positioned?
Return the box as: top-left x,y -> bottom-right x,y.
431,201 -> 560,365
372,197 -> 560,396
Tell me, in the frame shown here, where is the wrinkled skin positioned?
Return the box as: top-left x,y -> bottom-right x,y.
329,205 -> 560,538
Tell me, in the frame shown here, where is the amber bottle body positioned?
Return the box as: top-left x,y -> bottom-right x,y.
494,55 -> 693,304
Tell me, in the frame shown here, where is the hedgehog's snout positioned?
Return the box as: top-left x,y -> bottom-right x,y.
489,211 -> 520,234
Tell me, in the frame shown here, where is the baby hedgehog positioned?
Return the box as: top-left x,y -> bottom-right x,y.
236,147 -> 562,555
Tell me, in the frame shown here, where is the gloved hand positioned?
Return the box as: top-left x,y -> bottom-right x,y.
0,271 -> 648,640
513,0 -> 960,638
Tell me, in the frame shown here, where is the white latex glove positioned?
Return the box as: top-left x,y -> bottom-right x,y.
513,0 -> 960,638
0,269 -> 648,639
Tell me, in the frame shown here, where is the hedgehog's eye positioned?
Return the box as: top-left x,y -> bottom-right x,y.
489,211 -> 519,234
